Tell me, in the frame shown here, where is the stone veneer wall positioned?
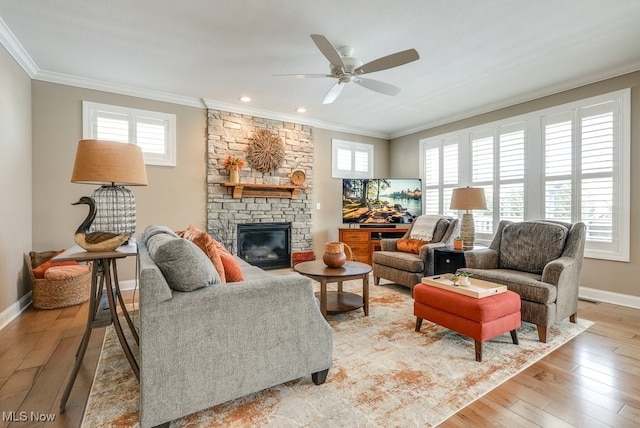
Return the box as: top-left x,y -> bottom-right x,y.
206,109 -> 314,256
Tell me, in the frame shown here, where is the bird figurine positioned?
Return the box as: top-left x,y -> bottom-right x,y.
72,196 -> 129,252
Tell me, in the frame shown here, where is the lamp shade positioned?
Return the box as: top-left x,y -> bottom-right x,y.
450,187 -> 487,211
71,139 -> 148,186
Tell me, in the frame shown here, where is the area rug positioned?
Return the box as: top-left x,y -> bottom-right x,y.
82,279 -> 593,427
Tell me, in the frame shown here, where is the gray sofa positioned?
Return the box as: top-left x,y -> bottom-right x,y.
461,220 -> 586,343
137,226 -> 333,428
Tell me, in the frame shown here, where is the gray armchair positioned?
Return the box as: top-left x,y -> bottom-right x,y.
373,216 -> 458,295
461,220 -> 586,343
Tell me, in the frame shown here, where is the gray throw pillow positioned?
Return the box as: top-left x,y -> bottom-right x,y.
431,219 -> 450,243
146,232 -> 221,291
499,221 -> 568,274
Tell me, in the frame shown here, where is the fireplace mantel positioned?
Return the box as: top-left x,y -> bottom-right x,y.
222,182 -> 309,199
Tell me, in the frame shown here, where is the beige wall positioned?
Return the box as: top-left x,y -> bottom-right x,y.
390,71 -> 640,298
31,81 -> 207,281
311,129 -> 389,258
0,45 -> 32,316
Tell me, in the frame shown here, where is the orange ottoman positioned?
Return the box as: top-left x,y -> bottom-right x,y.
413,283 -> 521,361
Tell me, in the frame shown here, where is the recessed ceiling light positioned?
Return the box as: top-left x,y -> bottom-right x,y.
239,96 -> 251,102
295,107 -> 307,113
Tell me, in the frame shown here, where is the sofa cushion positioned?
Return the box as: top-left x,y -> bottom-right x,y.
372,251 -> 424,273
499,221 -> 568,274
179,225 -> 227,284
146,231 -> 221,291
215,243 -> 245,282
463,268 -> 557,304
431,219 -> 450,243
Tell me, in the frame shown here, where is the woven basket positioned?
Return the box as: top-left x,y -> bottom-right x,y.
27,252 -> 92,310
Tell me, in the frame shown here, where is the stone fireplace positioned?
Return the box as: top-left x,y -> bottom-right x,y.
206,109 -> 314,261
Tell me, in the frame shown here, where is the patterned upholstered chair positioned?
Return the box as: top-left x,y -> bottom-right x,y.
461,220 -> 586,343
372,215 -> 458,295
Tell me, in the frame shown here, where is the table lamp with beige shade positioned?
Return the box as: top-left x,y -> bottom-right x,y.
70,139 -> 148,251
450,186 -> 487,248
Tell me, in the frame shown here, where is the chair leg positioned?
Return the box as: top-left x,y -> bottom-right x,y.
474,340 -> 482,362
374,276 -> 380,285
415,317 -> 423,332
536,325 -> 549,343
570,312 -> 577,323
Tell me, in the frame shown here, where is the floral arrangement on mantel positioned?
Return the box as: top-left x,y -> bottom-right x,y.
223,155 -> 246,170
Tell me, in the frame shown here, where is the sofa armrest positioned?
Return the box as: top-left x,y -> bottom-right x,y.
380,238 -> 399,251
464,248 -> 499,269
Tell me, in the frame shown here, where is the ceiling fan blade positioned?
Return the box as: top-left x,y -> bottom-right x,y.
311,34 -> 345,69
323,81 -> 345,104
354,48 -> 419,75
273,73 -> 334,78
355,77 -> 401,96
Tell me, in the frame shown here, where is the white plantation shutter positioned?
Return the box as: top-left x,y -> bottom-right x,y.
471,131 -> 494,233
83,101 -> 176,166
498,123 -> 525,222
422,138 -> 460,216
332,139 -> 373,178
420,89 -> 629,261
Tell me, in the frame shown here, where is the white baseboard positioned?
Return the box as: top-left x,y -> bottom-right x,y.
118,279 -> 138,291
0,292 -> 32,330
579,286 -> 640,309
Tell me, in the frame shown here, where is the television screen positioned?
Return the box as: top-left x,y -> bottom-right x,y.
342,178 -> 423,224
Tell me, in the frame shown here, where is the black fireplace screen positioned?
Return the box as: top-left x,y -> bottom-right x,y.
237,222 -> 291,270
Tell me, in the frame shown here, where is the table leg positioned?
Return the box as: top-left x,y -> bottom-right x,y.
337,281 -> 343,293
112,259 -> 139,345
60,260 -> 100,413
363,273 -> 369,316
320,278 -> 328,319
105,259 -> 140,380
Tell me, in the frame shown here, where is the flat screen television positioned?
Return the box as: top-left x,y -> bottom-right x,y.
342,178 -> 423,224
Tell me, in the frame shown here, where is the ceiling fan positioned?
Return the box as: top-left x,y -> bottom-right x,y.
275,34 -> 419,104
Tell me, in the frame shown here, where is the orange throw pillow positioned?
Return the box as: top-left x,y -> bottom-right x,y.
396,238 -> 429,254
32,250 -> 79,279
209,239 -> 245,282
180,225 -> 227,284
44,265 -> 90,280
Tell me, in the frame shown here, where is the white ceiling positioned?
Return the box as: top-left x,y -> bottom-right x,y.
2,0 -> 640,138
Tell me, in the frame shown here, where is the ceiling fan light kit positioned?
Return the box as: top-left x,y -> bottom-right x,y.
276,34 -> 419,104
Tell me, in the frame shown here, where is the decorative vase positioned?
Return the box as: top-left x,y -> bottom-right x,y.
460,276 -> 470,286
229,168 -> 240,183
323,242 -> 347,268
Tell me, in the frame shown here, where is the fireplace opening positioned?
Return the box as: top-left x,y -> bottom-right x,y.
237,222 -> 291,270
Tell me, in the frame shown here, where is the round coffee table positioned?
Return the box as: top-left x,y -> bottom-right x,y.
294,260 -> 372,319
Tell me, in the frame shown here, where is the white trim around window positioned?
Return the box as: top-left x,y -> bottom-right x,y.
82,101 -> 177,166
419,89 -> 630,262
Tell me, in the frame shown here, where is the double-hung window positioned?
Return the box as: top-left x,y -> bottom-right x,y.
332,139 -> 374,178
83,101 -> 177,166
420,89 -> 630,261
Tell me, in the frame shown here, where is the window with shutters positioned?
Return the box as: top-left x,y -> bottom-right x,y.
421,137 -> 460,217
331,139 -> 374,178
82,101 -> 176,166
420,89 -> 630,262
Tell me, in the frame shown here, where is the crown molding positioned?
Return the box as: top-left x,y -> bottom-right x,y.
202,98 -> 389,139
390,60 -> 640,140
0,16 -> 37,77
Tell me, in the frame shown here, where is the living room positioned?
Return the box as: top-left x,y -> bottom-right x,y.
1,1 -> 640,427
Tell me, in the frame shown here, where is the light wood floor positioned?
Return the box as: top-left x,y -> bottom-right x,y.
0,291 -> 639,428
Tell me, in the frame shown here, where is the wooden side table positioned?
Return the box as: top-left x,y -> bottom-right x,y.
55,242 -> 139,413
294,260 -> 372,319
